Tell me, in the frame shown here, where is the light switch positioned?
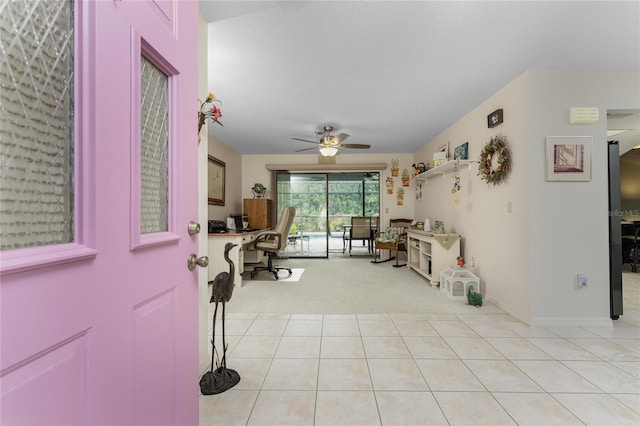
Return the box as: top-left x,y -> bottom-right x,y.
577,274 -> 587,288
507,201 -> 512,213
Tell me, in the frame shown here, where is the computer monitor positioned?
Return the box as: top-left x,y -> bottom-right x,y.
231,214 -> 248,230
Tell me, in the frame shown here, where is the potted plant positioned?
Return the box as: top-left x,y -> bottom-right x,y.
396,187 -> 405,205
401,168 -> 411,186
391,159 -> 399,176
385,176 -> 395,194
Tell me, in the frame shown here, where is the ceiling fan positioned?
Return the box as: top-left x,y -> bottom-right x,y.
292,125 -> 371,156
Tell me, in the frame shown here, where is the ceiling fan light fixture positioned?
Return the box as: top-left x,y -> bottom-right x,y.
319,146 -> 338,157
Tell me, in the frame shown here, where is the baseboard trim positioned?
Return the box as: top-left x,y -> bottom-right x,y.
199,360 -> 210,376
530,317 -> 613,327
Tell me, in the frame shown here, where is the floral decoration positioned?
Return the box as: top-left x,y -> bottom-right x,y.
198,92 -> 223,136
478,134 -> 512,185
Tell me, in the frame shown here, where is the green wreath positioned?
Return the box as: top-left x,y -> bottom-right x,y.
478,134 -> 511,185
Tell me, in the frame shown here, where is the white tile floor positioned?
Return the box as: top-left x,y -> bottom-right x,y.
200,307 -> 640,426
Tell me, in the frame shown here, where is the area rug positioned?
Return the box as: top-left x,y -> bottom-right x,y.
245,268 -> 305,283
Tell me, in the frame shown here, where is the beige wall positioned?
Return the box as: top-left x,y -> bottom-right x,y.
206,139 -> 243,220
414,73 -> 531,323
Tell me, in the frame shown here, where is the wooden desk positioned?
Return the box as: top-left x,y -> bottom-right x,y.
208,229 -> 267,286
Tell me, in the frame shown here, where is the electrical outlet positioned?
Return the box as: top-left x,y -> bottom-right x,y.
507,201 -> 512,213
577,274 -> 587,288
471,257 -> 475,267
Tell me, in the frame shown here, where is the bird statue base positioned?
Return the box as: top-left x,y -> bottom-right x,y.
199,367 -> 241,395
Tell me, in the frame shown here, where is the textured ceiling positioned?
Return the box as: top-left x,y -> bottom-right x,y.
199,1 -> 640,156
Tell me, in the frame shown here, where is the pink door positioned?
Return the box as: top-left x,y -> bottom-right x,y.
1,1 -> 200,424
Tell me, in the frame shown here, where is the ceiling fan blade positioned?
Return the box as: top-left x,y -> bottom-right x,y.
292,137 -> 319,144
333,133 -> 349,143
294,147 -> 318,152
339,143 -> 370,149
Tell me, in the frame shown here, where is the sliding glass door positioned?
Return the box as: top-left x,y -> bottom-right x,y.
276,172 -> 379,258
276,173 -> 328,257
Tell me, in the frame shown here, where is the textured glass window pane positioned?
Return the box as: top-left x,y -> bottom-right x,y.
140,56 -> 168,234
0,0 -> 74,250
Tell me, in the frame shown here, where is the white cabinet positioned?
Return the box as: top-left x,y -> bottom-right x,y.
406,230 -> 460,287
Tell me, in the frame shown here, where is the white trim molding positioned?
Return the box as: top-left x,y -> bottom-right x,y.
266,163 -> 388,172
530,317 -> 613,327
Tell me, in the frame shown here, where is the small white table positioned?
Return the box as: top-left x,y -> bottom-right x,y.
440,267 -> 480,300
288,232 -> 309,250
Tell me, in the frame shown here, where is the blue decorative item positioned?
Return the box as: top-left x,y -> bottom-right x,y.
466,285 -> 483,307
454,142 -> 469,160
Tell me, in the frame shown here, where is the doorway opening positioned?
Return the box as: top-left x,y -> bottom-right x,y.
608,109 -> 640,319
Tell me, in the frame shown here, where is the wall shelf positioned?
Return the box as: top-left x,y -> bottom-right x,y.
414,159 -> 476,182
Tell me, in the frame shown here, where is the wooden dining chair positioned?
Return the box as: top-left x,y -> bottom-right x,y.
372,218 -> 413,267
348,216 -> 373,255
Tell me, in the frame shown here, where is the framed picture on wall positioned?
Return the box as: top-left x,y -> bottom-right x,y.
208,155 -> 225,205
454,142 -> 469,160
433,141 -> 449,167
487,109 -> 504,128
545,136 -> 592,181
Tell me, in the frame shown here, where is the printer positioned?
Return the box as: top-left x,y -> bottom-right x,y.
208,220 -> 228,234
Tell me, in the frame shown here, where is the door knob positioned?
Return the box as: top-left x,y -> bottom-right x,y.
188,221 -> 201,236
187,254 -> 209,270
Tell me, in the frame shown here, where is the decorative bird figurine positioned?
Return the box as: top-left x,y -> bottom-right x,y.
200,242 -> 241,395
210,242 -> 237,305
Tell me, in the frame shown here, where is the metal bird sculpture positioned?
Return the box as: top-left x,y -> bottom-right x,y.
200,242 -> 241,395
